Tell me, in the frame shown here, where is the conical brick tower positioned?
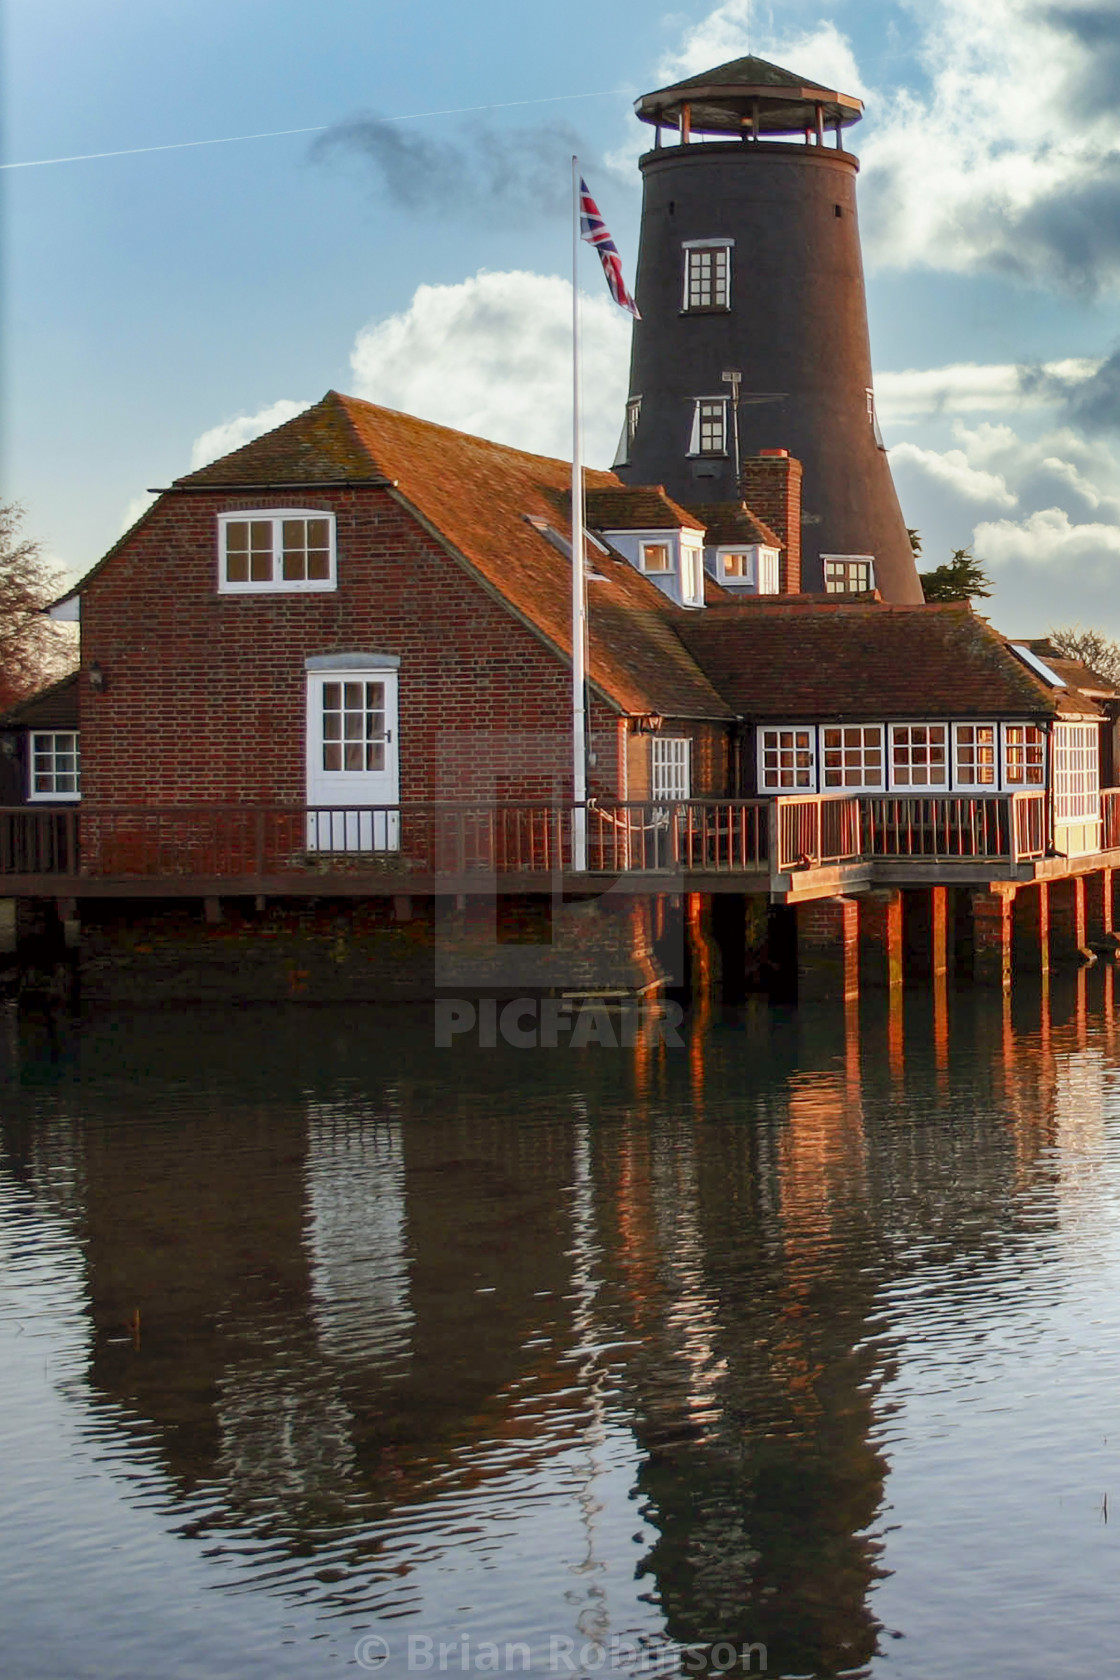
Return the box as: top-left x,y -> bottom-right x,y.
615,55 -> 923,603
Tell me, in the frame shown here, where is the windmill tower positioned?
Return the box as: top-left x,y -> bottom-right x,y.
615,55 -> 923,604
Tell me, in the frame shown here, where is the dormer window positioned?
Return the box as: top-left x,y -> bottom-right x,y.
688,399 -> 728,457
823,555 -> 874,594
682,241 -> 732,312
218,510 -> 337,593
719,546 -> 780,593
641,542 -> 672,573
681,545 -> 704,606
612,397 -> 643,468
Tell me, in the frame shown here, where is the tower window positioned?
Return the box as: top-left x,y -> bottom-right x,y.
613,396 -> 642,466
688,399 -> 729,457
822,555 -> 875,593
682,243 -> 731,311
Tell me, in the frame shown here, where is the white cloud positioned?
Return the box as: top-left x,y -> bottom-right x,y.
977,507 -> 1120,574
658,9 -> 866,98
118,493 -> 157,535
875,359 -> 1100,425
189,399 -> 312,472
349,270 -> 631,466
860,0 -> 1120,288
889,441 -> 1016,506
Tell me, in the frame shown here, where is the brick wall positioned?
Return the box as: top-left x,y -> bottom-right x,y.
739,452 -> 803,595
79,487 -> 624,808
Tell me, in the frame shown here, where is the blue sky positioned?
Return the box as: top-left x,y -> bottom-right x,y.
6,0 -> 1120,634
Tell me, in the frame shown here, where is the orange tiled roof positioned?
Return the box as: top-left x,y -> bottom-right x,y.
676,599 -> 1099,721
686,501 -> 783,549
583,486 -> 704,531
176,393 -> 732,721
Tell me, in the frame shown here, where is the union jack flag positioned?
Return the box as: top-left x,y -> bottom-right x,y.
579,177 -> 640,318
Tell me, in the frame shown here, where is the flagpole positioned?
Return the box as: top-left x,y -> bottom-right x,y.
571,155 -> 588,873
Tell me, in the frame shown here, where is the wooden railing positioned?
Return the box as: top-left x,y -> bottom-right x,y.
0,789 -> 1106,883
0,800 -> 772,880
859,792 -> 1048,863
775,796 -> 862,872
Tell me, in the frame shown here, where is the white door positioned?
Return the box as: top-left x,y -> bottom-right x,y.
306,664 -> 399,850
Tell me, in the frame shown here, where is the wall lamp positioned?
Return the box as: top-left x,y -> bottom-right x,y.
632,714 -> 664,735
88,661 -> 107,693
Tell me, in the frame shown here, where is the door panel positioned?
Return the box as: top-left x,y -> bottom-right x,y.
306,669 -> 399,850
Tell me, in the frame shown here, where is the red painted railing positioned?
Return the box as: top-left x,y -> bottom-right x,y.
859,792 -> 1048,862
0,788 -> 1102,881
774,796 -> 862,872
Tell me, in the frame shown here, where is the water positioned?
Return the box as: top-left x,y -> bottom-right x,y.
3,975 -> 1120,1679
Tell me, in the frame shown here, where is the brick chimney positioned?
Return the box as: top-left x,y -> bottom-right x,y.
740,450 -> 802,594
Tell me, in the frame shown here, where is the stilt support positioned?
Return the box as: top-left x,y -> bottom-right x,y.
797,895 -> 860,1002
859,888 -> 902,989
972,887 -> 1014,989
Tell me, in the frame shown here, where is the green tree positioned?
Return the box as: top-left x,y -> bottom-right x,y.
907,527 -> 922,558
0,503 -> 75,710
919,545 -> 992,602
1047,625 -> 1120,688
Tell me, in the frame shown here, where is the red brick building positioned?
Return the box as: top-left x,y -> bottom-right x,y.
35,391 -> 1118,869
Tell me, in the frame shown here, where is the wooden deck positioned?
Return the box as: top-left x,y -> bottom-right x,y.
0,790 -> 1110,901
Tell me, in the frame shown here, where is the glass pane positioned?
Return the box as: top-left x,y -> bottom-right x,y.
226,522 -> 249,550
344,683 -> 362,708
322,683 -> 340,709
366,743 -> 385,772
282,520 -> 305,546
282,548 -> 306,581
365,683 -> 384,708
307,519 -> 330,547
323,744 -> 342,771
250,550 -> 272,581
344,743 -> 364,771
344,714 -> 363,739
307,550 -> 330,580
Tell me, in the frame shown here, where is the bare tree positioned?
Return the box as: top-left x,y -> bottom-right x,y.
1048,624 -> 1120,688
0,503 -> 76,710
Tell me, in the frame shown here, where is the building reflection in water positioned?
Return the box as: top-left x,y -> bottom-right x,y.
2,973 -> 1120,1673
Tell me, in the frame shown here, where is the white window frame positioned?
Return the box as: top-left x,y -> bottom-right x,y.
717,545 -> 780,593
952,723 -> 999,791
218,509 -> 337,594
1052,722 -> 1099,823
640,540 -> 673,574
681,545 -> 704,606
822,555 -> 875,594
1002,723 -> 1046,789
681,240 -> 733,312
888,722 -> 949,789
688,398 -> 729,457
28,731 -> 81,802
820,725 -> 885,792
652,736 -> 691,802
758,726 -> 817,792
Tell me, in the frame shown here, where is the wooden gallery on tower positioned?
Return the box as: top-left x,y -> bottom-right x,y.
4,55 -> 1120,1003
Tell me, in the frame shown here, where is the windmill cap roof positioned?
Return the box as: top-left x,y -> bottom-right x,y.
636,54 -> 863,134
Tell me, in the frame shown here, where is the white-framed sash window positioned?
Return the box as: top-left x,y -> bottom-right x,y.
953,723 -> 998,789
682,241 -> 732,311
1003,723 -> 1046,787
688,399 -> 729,457
759,727 -> 816,791
652,736 -> 691,802
1053,722 -> 1099,822
889,723 -> 948,788
28,731 -> 80,801
821,725 -> 884,790
219,510 -> 336,593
